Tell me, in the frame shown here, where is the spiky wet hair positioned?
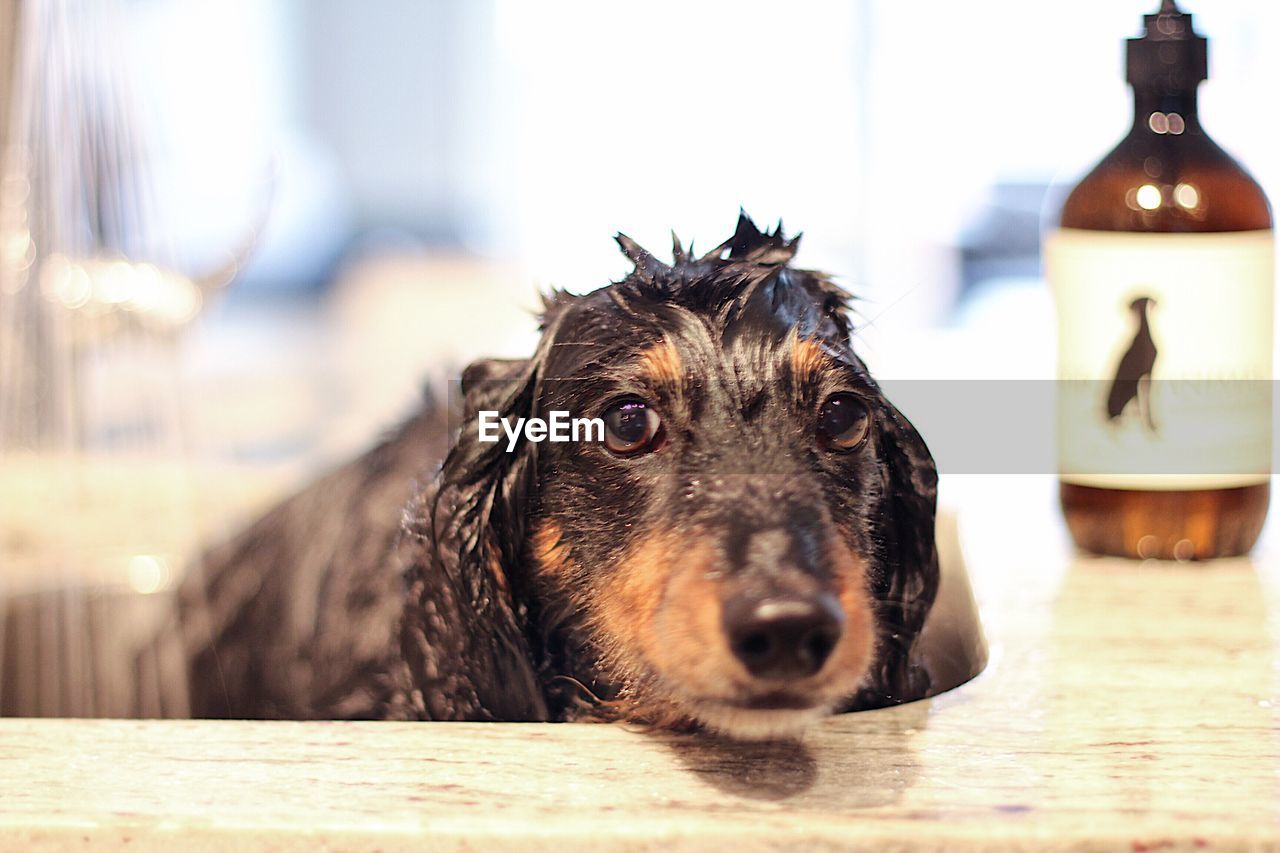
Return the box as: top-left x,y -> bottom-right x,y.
539,212 -> 855,347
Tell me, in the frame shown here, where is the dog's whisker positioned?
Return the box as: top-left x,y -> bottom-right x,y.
853,276 -> 930,335
548,674 -> 606,706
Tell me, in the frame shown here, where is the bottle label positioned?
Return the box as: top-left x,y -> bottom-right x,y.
1046,228 -> 1274,490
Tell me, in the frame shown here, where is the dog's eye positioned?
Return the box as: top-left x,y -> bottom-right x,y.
603,399 -> 662,456
817,393 -> 871,452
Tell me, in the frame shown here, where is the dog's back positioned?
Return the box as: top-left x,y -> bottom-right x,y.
174,401 -> 447,719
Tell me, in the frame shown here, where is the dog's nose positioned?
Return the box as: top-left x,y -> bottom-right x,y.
723,593 -> 845,680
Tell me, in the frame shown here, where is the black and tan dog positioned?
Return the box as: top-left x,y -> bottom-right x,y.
178,213 -> 939,739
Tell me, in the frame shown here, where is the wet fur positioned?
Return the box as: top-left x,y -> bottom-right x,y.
178,214 -> 940,736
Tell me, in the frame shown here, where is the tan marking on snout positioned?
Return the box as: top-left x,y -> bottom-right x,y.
587,532 -> 736,702
819,535 -> 877,703
643,542 -> 742,697
590,530 -> 691,667
591,526 -> 877,720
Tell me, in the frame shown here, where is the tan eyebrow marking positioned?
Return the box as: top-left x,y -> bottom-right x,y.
639,339 -> 684,388
790,334 -> 832,384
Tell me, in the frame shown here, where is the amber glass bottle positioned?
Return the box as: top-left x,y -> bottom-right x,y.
1046,1 -> 1274,559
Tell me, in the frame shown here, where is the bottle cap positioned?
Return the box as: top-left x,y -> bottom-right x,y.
1126,0 -> 1208,91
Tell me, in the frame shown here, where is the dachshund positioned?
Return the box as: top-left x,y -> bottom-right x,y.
175,213 -> 940,740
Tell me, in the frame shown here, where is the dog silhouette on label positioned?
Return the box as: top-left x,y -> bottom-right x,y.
1106,295 -> 1158,432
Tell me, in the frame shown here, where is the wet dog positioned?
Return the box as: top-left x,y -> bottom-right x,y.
178,213 -> 939,739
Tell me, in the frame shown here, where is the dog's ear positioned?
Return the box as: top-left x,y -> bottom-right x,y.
853,390 -> 940,709
461,358 -> 530,421
385,353 -> 550,721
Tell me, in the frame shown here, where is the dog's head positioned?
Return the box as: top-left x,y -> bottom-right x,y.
395,213 -> 938,739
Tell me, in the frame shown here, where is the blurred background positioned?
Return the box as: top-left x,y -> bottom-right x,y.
133,0 -> 1280,446
18,0 -> 1278,462
0,0 -> 1276,715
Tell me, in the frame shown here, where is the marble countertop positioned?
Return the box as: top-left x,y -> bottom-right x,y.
3,475 -> 1278,850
